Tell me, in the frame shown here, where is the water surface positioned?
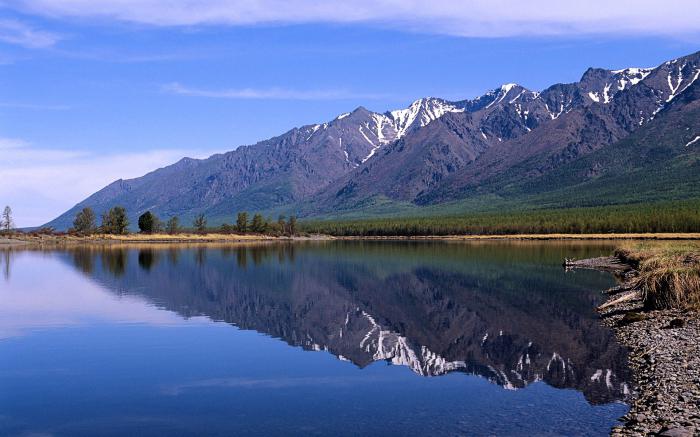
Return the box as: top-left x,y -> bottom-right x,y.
0,241 -> 629,436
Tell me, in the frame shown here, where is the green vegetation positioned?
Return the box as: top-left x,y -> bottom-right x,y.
165,216 -> 180,234
192,214 -> 207,233
64,206 -> 298,237
220,212 -> 298,236
250,213 -> 265,233
236,212 -> 248,232
100,206 -> 129,235
138,211 -> 161,234
73,207 -> 97,234
302,201 -> 700,236
617,241 -> 700,310
288,215 -> 297,235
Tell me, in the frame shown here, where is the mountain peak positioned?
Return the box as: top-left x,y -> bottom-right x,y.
386,97 -> 465,138
501,83 -> 519,92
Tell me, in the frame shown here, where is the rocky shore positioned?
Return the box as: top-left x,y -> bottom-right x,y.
570,257 -> 700,436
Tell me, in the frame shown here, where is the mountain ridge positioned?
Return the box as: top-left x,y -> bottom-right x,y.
45,50 -> 700,230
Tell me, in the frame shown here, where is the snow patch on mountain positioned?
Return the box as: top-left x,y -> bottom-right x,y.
355,98 -> 467,163
357,310 -> 466,376
388,97 -> 465,138
612,67 -> 653,91
685,136 -> 700,148
486,83 -> 520,109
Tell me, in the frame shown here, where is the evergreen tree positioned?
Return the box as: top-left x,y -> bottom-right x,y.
1,206 -> 12,232
250,213 -> 265,233
288,215 -> 297,235
73,207 -> 96,234
101,206 -> 129,234
277,215 -> 287,234
138,211 -> 157,234
236,212 -> 248,233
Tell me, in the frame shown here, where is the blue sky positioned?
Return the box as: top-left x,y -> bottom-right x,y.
1,0 -> 699,226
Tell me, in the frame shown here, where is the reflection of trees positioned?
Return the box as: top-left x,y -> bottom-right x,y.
235,244 -> 297,269
167,248 -> 180,265
236,247 -> 247,269
250,246 -> 264,265
194,248 -> 206,266
101,248 -> 126,277
138,249 -> 159,272
2,249 -> 10,281
72,249 -> 94,274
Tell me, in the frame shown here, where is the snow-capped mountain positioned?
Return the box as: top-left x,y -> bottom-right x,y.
45,50 -> 700,230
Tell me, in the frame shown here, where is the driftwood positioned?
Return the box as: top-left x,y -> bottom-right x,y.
604,281 -> 638,295
563,256 -> 629,272
597,291 -> 639,310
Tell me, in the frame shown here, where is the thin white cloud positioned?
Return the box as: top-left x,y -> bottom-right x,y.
0,137 -> 214,227
162,82 -> 387,100
0,136 -> 29,149
0,18 -> 61,48
7,0 -> 700,37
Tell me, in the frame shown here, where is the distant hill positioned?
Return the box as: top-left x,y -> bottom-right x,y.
45,51 -> 700,230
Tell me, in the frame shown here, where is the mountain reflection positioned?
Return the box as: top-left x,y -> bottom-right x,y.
53,241 -> 630,404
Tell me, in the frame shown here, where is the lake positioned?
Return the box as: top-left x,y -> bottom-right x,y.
0,241 -> 630,436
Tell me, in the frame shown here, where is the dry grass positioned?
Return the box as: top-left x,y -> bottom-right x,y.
11,233 -> 283,244
616,241 -> 700,310
338,233 -> 700,240
90,233 -> 278,242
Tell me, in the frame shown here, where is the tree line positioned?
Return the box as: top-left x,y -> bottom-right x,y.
301,201 -> 700,236
71,206 -> 298,236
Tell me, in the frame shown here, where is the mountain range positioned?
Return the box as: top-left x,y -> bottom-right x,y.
45,50 -> 700,229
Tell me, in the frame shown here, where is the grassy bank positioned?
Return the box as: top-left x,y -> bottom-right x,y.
616,241 -> 700,310
6,233 -> 285,245
302,201 -> 700,236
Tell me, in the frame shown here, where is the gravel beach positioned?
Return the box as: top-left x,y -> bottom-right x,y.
571,257 -> 700,436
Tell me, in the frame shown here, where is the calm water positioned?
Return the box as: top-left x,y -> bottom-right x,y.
0,241 -> 630,436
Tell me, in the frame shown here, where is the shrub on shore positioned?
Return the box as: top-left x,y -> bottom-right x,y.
617,242 -> 700,310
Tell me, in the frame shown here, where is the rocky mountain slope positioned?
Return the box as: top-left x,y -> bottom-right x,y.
45,50 -> 700,229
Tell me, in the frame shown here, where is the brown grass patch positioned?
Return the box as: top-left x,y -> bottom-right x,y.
616,241 -> 700,310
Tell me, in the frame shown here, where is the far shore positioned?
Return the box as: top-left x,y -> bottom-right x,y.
0,233 -> 326,246
3,232 -> 700,247
334,233 -> 700,241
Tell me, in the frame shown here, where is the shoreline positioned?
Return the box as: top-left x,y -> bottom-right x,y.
3,232 -> 700,248
335,233 -> 700,240
0,233 -> 331,247
570,257 -> 700,436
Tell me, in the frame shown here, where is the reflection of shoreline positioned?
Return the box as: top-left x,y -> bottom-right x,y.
38,242 -> 632,405
4,233 -> 700,251
0,253 -> 215,340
